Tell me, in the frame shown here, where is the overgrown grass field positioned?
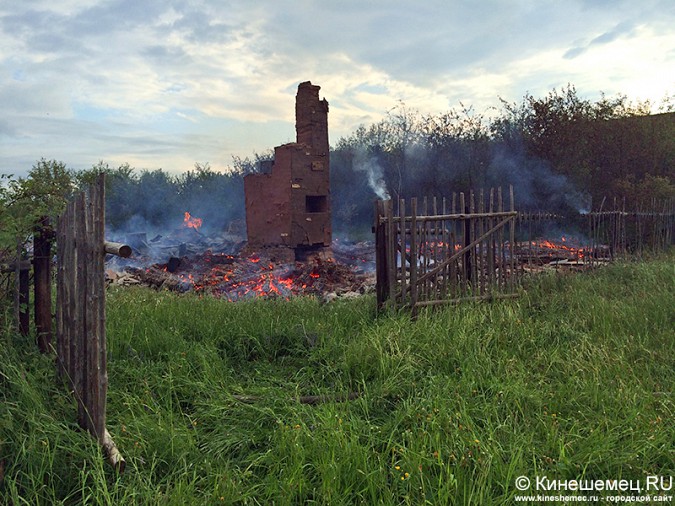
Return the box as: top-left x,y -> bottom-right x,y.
1,256 -> 673,504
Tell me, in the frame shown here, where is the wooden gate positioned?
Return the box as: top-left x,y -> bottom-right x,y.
375,186 -> 519,313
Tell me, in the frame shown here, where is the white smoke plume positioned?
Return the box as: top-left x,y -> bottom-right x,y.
353,148 -> 390,200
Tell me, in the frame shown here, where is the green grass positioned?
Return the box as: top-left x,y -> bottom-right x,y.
1,254 -> 674,504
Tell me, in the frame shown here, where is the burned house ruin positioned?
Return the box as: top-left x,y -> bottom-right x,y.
244,81 -> 331,261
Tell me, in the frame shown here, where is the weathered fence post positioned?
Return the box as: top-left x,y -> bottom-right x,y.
12,239 -> 30,336
33,216 -> 53,353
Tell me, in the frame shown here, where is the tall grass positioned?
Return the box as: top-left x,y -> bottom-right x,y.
1,255 -> 673,504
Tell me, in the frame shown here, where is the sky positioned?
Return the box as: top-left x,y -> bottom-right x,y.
1,0 -> 674,178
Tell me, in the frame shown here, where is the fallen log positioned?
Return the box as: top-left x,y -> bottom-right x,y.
104,241 -> 132,258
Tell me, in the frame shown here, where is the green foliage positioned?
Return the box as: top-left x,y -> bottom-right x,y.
0,159 -> 75,256
614,174 -> 675,202
1,255 -> 673,504
331,85 -> 673,235
231,150 -> 274,175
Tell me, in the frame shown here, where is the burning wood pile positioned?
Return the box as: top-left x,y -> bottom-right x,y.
104,209 -> 612,302
513,237 -> 610,270
105,212 -> 375,301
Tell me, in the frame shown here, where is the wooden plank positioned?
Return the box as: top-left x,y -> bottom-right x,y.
441,197 -> 449,299
498,187 -> 505,290
477,190 -> 485,295
385,200 -> 396,305
409,198 -> 418,312
449,194 -> 457,299
487,188 -> 495,291
93,174 -> 107,439
56,213 -> 65,376
66,201 -> 76,377
399,199 -> 407,307
469,191 -> 477,294
509,185 -> 516,292
432,197 -> 439,300
84,182 -> 97,436
85,185 -> 98,436
459,192 -> 467,295
374,200 -> 387,310
74,192 -> 86,430
61,203 -> 73,380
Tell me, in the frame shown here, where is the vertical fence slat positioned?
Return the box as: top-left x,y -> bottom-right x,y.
450,193 -> 457,299
477,190 -> 485,296
399,199 -> 407,307
442,198 -> 448,299
409,198 -> 418,313
74,192 -> 87,430
509,185 -> 516,291
374,200 -> 387,310
488,189 -> 496,290
92,174 -> 106,439
432,197 -> 439,301
385,200 -> 396,305
498,187 -> 505,291
459,192 -> 467,296
56,213 -> 66,377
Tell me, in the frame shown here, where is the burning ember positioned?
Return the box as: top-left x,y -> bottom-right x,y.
183,212 -> 203,230
517,236 -> 586,259
115,249 -> 374,302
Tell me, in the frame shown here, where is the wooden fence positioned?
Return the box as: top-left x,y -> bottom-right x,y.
1,221 -> 53,348
515,198 -> 675,263
587,197 -> 675,257
56,174 -> 128,471
376,191 -> 674,312
375,186 -> 519,314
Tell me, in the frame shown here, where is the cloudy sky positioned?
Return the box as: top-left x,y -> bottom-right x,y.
1,0 -> 673,177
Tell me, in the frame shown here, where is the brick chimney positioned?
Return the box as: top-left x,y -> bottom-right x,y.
244,82 -> 331,260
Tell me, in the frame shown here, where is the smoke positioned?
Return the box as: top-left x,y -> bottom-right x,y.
487,141 -> 590,213
353,148 -> 390,200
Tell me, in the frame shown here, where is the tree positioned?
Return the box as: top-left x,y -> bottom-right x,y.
0,159 -> 74,251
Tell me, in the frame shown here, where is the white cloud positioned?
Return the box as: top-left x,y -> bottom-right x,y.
0,0 -> 673,176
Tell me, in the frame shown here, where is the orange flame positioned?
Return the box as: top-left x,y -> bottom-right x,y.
183,212 -> 202,230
